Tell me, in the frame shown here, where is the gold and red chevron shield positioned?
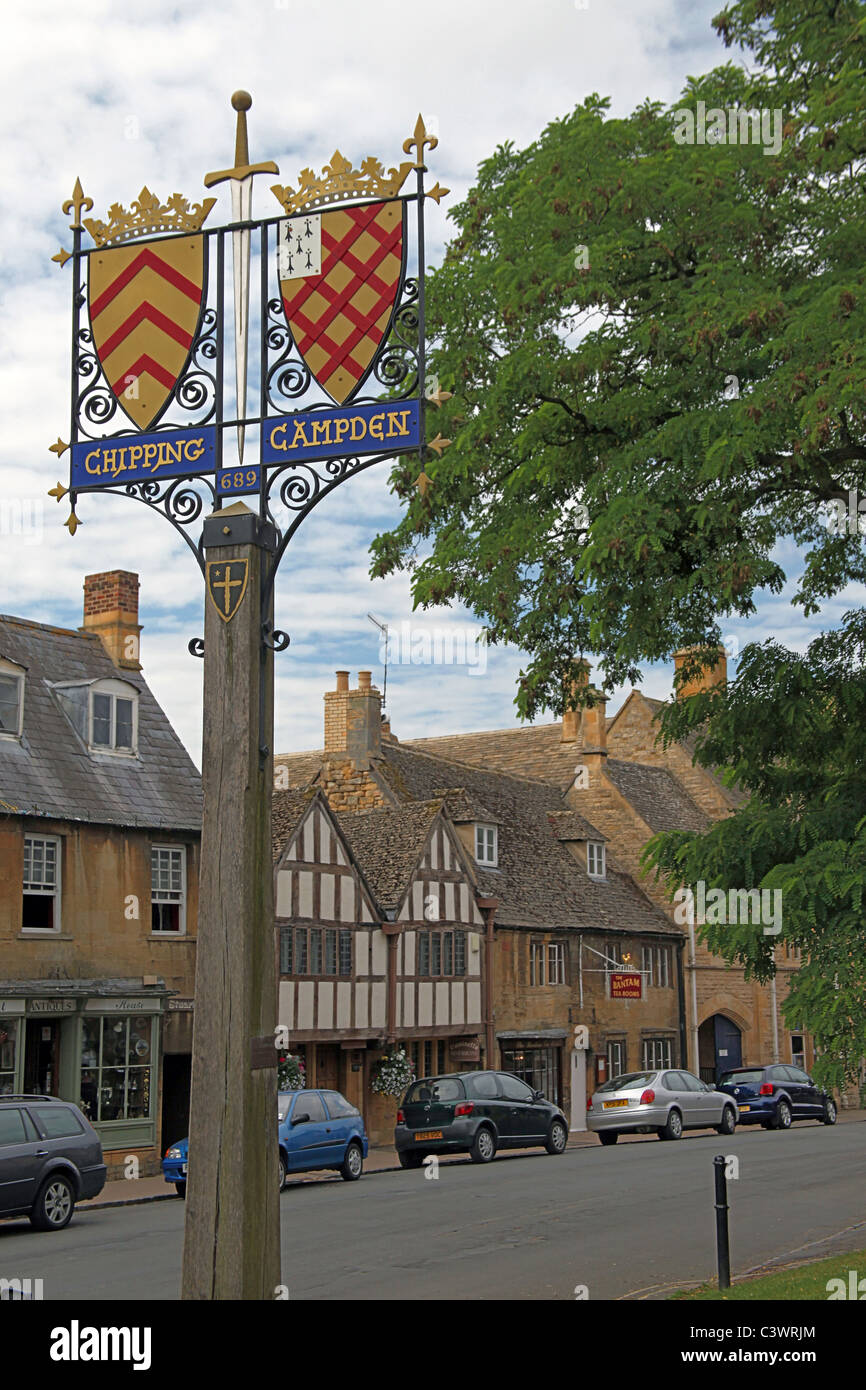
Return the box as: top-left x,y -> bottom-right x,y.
87,235 -> 207,431
278,200 -> 404,404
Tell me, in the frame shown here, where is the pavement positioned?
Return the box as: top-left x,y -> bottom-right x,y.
91,1107 -> 865,1209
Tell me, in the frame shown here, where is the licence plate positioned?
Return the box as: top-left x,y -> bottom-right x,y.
738,1106 -> 750,1113
180,1163 -> 187,1174
603,1099 -> 628,1109
414,1130 -> 443,1141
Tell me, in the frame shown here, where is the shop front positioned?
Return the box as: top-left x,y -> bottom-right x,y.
497,1030 -> 567,1108
0,983 -> 169,1174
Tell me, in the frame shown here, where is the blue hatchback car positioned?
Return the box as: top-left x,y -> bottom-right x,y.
717,1063 -> 838,1130
162,1088 -> 369,1196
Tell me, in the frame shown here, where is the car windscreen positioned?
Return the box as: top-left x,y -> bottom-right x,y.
720,1070 -> 764,1086
404,1077 -> 465,1104
596,1072 -> 655,1093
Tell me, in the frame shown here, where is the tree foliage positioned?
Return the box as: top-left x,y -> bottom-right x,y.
370,0 -> 866,1083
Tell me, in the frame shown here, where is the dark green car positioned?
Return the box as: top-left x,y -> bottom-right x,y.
395,1070 -> 569,1167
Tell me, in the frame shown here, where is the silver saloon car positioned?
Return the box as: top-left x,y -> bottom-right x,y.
586,1069 -> 738,1144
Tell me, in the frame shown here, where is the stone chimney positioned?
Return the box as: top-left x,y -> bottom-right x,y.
673,645 -> 727,701
323,671 -> 382,765
321,671 -> 388,811
561,658 -> 591,742
82,571 -> 142,670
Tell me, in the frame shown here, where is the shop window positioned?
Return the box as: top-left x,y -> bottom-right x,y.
22,835 -> 61,933
500,1043 -> 561,1107
0,1019 -> 19,1094
151,846 -> 186,934
408,1039 -> 448,1079
79,1015 -> 153,1123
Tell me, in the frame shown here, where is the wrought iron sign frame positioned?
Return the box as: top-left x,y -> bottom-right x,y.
49,95 -> 451,664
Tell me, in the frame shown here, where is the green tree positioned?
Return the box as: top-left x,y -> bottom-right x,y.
371,0 -> 866,1083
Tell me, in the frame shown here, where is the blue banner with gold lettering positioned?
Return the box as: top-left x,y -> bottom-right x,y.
262,400 -> 421,466
71,427 -> 218,489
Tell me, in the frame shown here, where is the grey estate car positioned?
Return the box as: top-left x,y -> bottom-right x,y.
586,1069 -> 738,1144
0,1096 -> 106,1229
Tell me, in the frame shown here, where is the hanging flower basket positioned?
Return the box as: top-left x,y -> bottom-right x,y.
370,1048 -> 415,1097
277,1053 -> 306,1091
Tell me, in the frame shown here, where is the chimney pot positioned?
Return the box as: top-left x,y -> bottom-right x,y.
357,670 -> 372,690
335,670 -> 349,692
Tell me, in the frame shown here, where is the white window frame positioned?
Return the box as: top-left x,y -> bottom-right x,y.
642,1037 -> 673,1070
587,842 -> 606,878
642,945 -> 671,988
0,659 -> 25,740
151,844 -> 187,935
547,941 -> 566,985
22,834 -> 62,934
89,679 -> 139,756
606,1039 -> 625,1079
475,823 -> 498,867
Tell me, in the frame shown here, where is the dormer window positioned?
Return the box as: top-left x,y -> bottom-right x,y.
91,685 -> 137,752
0,659 -> 24,738
51,677 -> 139,755
587,842 -> 606,878
475,823 -> 498,867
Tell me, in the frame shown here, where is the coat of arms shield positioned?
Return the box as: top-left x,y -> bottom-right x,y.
277,201 -> 405,405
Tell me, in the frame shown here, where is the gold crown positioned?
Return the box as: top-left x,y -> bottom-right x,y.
83,187 -> 217,247
271,150 -> 416,217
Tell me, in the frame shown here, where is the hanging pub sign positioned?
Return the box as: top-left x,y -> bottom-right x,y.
47,94 -> 450,573
610,972 -> 642,1000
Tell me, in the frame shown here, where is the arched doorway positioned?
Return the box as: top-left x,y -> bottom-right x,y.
698,1014 -> 742,1084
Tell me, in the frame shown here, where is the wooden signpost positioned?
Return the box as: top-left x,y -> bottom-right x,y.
50,93 -> 447,1300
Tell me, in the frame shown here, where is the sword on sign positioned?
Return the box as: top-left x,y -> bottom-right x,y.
205,91 -> 278,465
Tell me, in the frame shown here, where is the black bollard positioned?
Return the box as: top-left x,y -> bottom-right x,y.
713,1154 -> 731,1290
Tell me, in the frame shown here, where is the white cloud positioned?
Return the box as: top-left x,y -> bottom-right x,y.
4,0 -> 830,764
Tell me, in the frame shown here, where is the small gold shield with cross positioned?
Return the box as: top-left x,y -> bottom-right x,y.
207,559 -> 249,622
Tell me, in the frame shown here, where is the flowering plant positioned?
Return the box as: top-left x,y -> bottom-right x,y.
370,1048 -> 415,1097
277,1053 -> 306,1090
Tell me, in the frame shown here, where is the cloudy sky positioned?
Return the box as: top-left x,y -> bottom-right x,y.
0,0 -> 840,763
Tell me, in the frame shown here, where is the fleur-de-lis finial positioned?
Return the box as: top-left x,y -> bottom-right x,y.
62,177 -> 93,230
403,115 -> 438,170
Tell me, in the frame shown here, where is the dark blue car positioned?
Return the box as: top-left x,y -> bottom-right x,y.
717,1063 -> 837,1130
162,1088 -> 369,1196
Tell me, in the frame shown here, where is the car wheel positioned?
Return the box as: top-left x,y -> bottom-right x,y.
823,1099 -> 838,1126
716,1105 -> 736,1136
278,1153 -> 287,1191
469,1126 -> 496,1163
340,1141 -> 363,1182
175,1182 -> 187,1199
773,1099 -> 793,1130
30,1173 -> 75,1231
545,1118 -> 568,1155
660,1108 -> 683,1141
598,1131 -> 618,1146
398,1150 -> 425,1169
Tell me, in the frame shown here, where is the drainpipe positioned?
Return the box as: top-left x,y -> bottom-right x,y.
770,973 -> 780,1062
476,896 -> 498,1070
381,912 -> 400,1042
687,919 -> 699,1073
676,941 -> 688,1071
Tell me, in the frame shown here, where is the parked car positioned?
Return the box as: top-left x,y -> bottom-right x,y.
394,1070 -> 569,1166
0,1095 -> 106,1230
162,1088 -> 369,1196
716,1064 -> 837,1129
587,1069 -> 738,1144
